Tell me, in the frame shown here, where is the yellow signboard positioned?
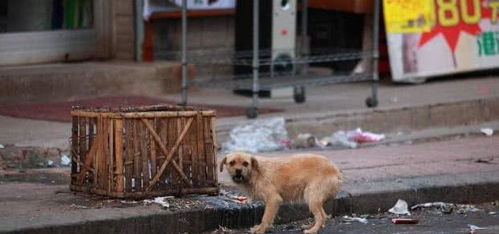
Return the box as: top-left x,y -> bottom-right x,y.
383,0 -> 434,33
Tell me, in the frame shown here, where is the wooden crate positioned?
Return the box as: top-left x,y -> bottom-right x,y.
69,105 -> 218,198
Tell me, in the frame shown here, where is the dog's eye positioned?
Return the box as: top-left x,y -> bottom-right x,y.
229,161 -> 235,166
242,161 -> 249,167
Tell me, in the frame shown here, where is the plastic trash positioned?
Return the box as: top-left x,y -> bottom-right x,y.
47,160 -> 54,167
343,215 -> 368,224
293,133 -> 317,148
468,224 -> 486,233
348,128 -> 385,143
0,144 -> 4,149
222,117 -> 288,153
330,128 -> 385,148
411,202 -> 480,214
331,130 -> 358,149
389,199 -> 411,215
481,128 -> 494,136
60,155 -> 71,166
144,196 -> 174,208
392,218 -> 418,224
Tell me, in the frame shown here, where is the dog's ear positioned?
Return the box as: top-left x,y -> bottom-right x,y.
251,157 -> 259,173
219,157 -> 227,172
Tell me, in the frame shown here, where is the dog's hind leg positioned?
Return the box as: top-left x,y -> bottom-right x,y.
303,181 -> 331,234
304,199 -> 326,234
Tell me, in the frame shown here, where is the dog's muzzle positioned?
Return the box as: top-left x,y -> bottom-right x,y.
232,174 -> 245,184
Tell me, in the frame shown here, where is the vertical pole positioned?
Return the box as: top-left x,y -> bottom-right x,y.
181,0 -> 188,105
135,0 -> 144,62
301,0 -> 308,76
251,0 -> 260,114
371,0 -> 380,103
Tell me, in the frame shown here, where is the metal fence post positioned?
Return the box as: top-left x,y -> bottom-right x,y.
180,0 -> 188,105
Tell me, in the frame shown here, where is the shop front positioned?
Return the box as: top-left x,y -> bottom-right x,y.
0,0 -> 112,65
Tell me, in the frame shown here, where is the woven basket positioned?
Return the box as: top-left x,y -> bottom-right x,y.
69,104 -> 218,198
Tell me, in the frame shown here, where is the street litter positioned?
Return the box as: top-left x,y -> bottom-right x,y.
212,225 -> 231,233
392,218 -> 418,224
468,224 -> 486,233
222,117 -> 288,153
232,195 -> 248,204
343,215 -> 368,224
489,211 -> 496,215
474,158 -> 494,164
46,160 -> 54,167
411,202 -> 481,214
331,131 -> 358,149
293,133 -> 317,148
389,199 -> 411,215
70,204 -> 88,209
144,196 -> 174,208
318,137 -> 332,148
480,128 -> 494,136
330,128 -> 385,149
348,128 -> 385,143
0,144 -> 4,149
120,200 -> 139,204
60,155 -> 71,166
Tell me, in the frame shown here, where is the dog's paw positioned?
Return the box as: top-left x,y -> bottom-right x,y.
303,228 -> 319,234
303,226 -> 321,234
250,224 -> 267,234
301,222 -> 314,230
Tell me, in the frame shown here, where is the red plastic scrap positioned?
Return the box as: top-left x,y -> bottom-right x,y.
392,218 -> 419,224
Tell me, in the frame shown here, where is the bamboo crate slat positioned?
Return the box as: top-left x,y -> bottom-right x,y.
70,104 -> 218,198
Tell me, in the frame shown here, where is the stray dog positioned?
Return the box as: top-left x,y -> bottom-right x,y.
220,152 -> 342,234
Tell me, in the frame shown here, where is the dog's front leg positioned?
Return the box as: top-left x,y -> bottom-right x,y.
251,195 -> 283,234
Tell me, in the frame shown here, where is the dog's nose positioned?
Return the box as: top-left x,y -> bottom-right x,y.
235,169 -> 242,174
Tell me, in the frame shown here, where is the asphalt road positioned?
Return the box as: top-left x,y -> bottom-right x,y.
212,202 -> 499,234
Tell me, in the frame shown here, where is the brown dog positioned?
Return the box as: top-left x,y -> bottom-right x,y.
220,152 -> 342,234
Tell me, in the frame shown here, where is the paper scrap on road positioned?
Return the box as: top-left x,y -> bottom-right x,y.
480,128 -> 494,136
144,196 -> 175,208
70,204 -> 88,209
389,199 -> 411,216
343,215 -> 368,224
468,224 -> 486,233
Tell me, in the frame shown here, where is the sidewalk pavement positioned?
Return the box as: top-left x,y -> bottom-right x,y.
1,76 -> 498,150
1,135 -> 499,233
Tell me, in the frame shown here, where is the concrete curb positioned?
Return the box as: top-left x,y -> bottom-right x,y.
5,171 -> 499,234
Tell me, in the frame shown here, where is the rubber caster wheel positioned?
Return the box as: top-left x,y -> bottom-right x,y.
246,107 -> 258,119
294,93 -> 306,103
366,97 -> 378,108
293,86 -> 306,104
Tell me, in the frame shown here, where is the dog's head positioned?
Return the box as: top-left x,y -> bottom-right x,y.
219,152 -> 259,184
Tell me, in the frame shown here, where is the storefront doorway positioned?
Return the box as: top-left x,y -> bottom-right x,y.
0,0 -> 111,65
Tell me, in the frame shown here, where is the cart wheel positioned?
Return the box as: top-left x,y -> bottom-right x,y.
366,97 -> 378,108
293,86 -> 306,103
246,107 -> 258,119
294,93 -> 306,103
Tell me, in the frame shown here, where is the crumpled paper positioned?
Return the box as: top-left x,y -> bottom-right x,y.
389,199 -> 411,216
